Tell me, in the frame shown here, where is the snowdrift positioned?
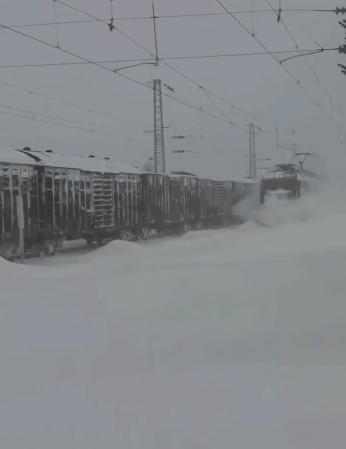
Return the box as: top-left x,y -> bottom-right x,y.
1,190 -> 346,448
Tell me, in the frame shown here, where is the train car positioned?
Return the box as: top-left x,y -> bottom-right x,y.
0,149 -> 42,260
213,178 -> 257,225
214,180 -> 238,225
259,164 -> 306,204
141,172 -> 171,236
0,147 -> 259,260
19,149 -> 143,248
141,172 -> 216,234
0,148 -> 144,259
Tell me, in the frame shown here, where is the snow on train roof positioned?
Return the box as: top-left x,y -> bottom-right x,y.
212,175 -> 258,184
19,150 -> 141,174
231,177 -> 257,184
0,149 -> 43,166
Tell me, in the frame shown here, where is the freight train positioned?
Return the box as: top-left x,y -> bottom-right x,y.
0,147 -> 256,260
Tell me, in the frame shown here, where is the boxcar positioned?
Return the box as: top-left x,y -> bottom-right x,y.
20,150 -> 143,248
0,149 -> 144,258
141,173 -> 170,235
0,149 -> 41,259
142,172 -> 216,234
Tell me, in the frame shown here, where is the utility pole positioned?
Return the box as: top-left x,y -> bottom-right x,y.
153,79 -> 166,173
249,123 -> 256,179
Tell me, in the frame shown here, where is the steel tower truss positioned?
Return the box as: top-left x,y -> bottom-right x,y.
153,79 -> 166,173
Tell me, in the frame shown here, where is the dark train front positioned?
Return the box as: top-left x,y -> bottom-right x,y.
260,164 -> 304,205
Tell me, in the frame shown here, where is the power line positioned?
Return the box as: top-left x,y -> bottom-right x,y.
279,49 -> 328,63
0,22 -> 152,91
215,0 -> 332,120
56,0 -> 256,123
0,49 -> 329,69
161,91 -> 242,127
55,1 -> 154,57
160,60 -> 257,120
0,102 -> 144,133
0,108 -> 102,133
0,105 -> 141,136
0,20 -> 238,130
202,89 -> 244,128
0,78 -> 151,129
6,8 -> 343,28
264,0 -> 334,102
0,58 -> 154,69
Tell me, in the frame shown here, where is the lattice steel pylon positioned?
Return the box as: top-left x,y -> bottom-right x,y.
153,79 -> 166,173
249,123 -> 256,179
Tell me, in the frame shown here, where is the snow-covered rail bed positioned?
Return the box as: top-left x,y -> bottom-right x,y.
2,209 -> 346,448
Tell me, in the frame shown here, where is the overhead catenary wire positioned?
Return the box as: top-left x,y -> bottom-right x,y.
0,49 -> 330,69
55,0 -> 246,127
215,0 -> 332,120
55,1 -> 156,59
0,102 -> 146,133
0,21 -> 239,130
56,0 -> 257,123
264,0 -> 334,102
160,60 -> 258,120
0,109 -> 105,133
161,91 -> 241,127
202,89 -> 244,128
278,49 -> 336,64
0,22 -> 152,91
0,105 -> 148,137
0,78 -> 151,128
6,8 -> 343,28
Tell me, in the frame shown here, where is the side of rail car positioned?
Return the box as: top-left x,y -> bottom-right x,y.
0,150 -> 41,259
0,149 -> 143,258
22,150 -> 143,249
141,173 -> 215,234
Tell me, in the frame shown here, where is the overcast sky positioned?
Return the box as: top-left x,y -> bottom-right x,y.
0,0 -> 345,180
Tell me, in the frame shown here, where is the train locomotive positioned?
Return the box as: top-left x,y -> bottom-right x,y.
259,163 -> 306,204
0,147 -> 256,260
259,153 -> 324,205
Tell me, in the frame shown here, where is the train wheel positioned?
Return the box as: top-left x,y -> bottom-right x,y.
86,238 -> 93,247
37,248 -> 46,258
120,230 -> 132,241
5,248 -> 13,261
180,222 -> 189,234
48,243 -> 56,256
296,182 -> 301,198
196,221 -> 203,231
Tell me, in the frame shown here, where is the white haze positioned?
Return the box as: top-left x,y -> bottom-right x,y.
1,181 -> 346,448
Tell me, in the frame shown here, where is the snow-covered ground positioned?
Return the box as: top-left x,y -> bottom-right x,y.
1,182 -> 346,448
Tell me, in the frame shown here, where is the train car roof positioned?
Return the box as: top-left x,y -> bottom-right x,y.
170,170 -> 198,177
0,149 -> 43,166
18,150 -> 141,174
228,177 -> 258,184
169,174 -> 197,179
115,162 -> 142,174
